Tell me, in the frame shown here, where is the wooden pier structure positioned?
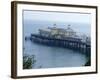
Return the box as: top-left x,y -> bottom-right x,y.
30,34 -> 91,56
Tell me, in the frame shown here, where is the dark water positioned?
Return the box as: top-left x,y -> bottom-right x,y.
23,20 -> 90,69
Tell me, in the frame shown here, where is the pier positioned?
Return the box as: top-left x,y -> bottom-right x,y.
30,34 -> 91,56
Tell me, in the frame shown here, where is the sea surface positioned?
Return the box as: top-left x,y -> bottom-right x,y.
23,20 -> 91,69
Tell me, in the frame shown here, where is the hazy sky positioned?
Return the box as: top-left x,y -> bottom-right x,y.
23,10 -> 91,24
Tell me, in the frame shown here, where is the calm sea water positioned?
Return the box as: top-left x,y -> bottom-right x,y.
23,20 -> 90,69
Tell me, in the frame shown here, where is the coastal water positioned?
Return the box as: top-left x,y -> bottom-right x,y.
23,20 -> 90,69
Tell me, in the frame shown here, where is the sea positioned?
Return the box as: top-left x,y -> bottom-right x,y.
23,20 -> 91,69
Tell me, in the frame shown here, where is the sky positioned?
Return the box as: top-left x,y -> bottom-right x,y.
23,10 -> 91,24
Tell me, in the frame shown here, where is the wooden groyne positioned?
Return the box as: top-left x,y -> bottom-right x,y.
30,34 -> 91,56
